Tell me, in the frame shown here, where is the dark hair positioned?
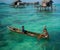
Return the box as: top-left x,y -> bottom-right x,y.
22,26 -> 24,28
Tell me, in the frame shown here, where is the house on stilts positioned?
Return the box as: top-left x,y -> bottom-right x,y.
40,0 -> 53,10
11,0 -> 26,8
35,0 -> 54,11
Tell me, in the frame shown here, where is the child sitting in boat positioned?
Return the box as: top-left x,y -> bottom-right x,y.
22,26 -> 27,34
43,25 -> 49,38
22,26 -> 36,36
37,25 -> 49,39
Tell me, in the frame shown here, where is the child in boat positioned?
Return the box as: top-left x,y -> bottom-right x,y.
43,25 -> 49,38
37,26 -> 49,39
22,26 -> 36,36
22,26 -> 27,34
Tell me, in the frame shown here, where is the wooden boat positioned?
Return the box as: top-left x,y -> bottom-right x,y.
7,26 -> 49,39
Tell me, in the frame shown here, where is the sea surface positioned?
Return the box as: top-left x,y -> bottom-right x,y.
0,4 -> 60,50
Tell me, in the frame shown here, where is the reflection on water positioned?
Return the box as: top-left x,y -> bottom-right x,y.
0,4 -> 60,50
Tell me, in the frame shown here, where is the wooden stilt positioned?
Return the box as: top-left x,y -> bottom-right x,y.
51,5 -> 53,10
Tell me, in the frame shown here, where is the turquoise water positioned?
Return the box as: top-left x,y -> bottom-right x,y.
0,4 -> 60,50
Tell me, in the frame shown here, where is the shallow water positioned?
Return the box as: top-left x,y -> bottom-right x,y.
0,4 -> 60,50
